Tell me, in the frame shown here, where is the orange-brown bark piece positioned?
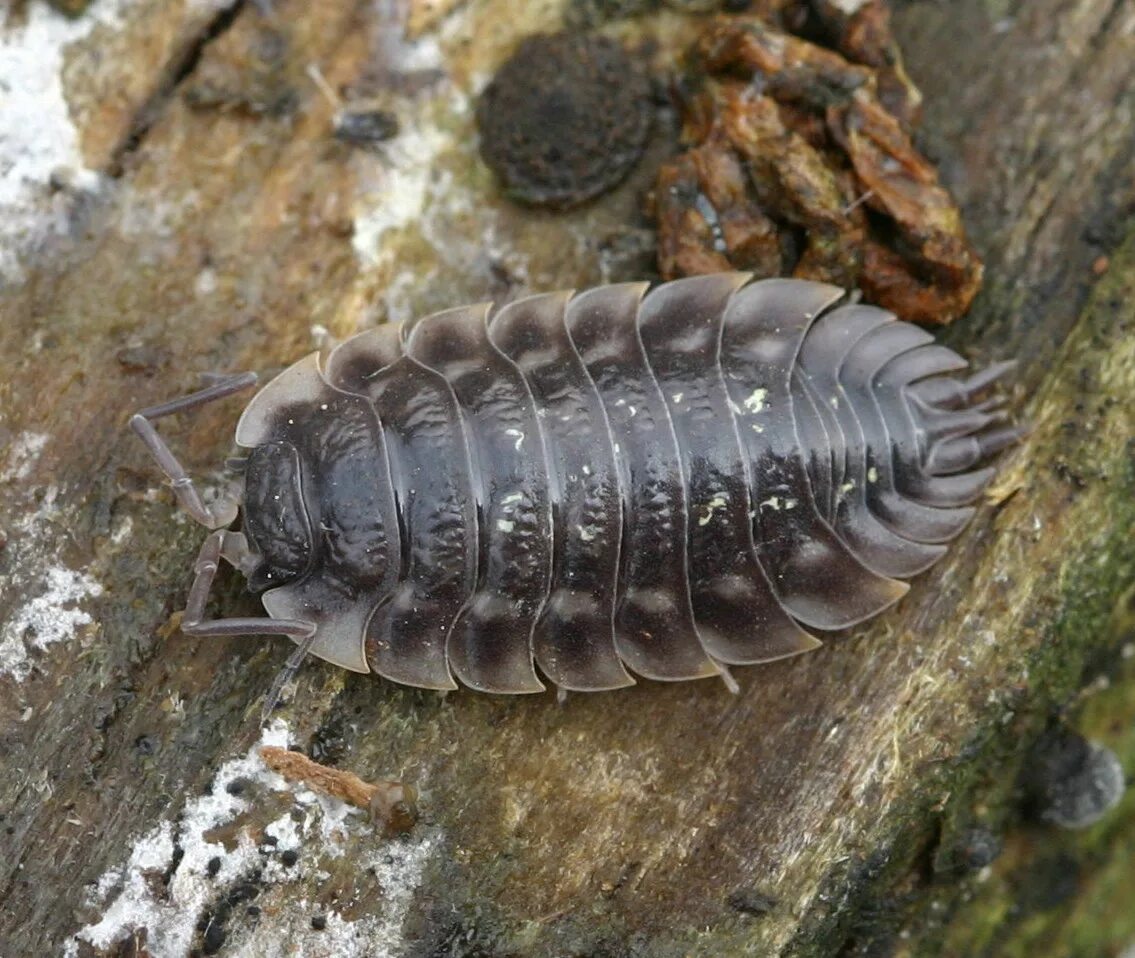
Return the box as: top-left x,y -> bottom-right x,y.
810,0 -> 922,126
653,14 -> 982,325
259,745 -> 418,837
835,91 -> 984,323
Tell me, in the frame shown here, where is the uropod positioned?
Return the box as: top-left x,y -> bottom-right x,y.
132,274 -> 1021,704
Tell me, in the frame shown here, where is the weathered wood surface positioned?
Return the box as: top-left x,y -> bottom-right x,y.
0,0 -> 1133,955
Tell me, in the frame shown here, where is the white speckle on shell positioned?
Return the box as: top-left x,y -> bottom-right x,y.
698,495 -> 728,526
743,388 -> 768,414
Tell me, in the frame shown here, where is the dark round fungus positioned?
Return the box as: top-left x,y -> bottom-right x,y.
1025,727 -> 1126,830
280,848 -> 299,867
201,918 -> 226,955
476,32 -> 651,210
334,108 -> 399,147
308,716 -> 350,765
953,827 -> 1002,872
311,914 -> 327,930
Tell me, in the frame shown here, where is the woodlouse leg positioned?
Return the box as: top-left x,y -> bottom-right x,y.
911,361 -> 1017,409
182,531 -> 316,641
130,372 -> 259,529
180,530 -> 317,722
260,635 -> 320,724
717,665 -> 740,695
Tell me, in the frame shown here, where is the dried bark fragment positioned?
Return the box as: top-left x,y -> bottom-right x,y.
259,746 -> 418,837
809,0 -> 922,126
698,13 -> 876,108
719,81 -> 867,286
833,90 -> 984,323
653,14 -> 982,324
654,136 -> 784,278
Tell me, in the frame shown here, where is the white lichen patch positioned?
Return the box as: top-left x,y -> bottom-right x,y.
193,264 -> 218,297
347,19 -> 458,271
0,468 -> 105,679
0,430 -> 49,482
68,721 -> 441,958
110,514 -> 135,547
0,1 -> 137,282
0,565 -> 103,679
226,832 -> 440,958
351,120 -> 457,266
828,0 -> 871,14
347,5 -> 571,326
186,0 -> 241,12
68,724 -> 293,957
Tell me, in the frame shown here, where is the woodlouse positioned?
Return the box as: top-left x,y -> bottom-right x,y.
132,274 -> 1020,697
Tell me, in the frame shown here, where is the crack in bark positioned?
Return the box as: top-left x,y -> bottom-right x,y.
106,0 -> 248,177
1089,0 -> 1133,53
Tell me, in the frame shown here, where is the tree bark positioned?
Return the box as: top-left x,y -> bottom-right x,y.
0,0 -> 1133,955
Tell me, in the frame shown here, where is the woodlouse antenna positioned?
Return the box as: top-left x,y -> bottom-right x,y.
133,376 -> 319,714
131,372 -> 259,529
182,530 -> 317,722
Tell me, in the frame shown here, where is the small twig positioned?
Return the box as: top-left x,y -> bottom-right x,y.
305,63 -> 342,112
842,188 -> 876,216
259,746 -> 419,836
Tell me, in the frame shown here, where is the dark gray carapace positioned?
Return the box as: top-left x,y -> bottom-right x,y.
132,274 -> 1020,696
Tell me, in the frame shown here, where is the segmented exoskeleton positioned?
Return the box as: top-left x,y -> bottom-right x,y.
132,275 -> 1019,697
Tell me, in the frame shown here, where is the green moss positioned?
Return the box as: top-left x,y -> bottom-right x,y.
928,577 -> 1135,958
779,226 -> 1135,958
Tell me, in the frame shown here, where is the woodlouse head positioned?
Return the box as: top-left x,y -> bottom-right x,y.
233,353 -> 400,674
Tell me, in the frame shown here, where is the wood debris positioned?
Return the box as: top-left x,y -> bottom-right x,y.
259,745 -> 418,837
653,12 -> 982,324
